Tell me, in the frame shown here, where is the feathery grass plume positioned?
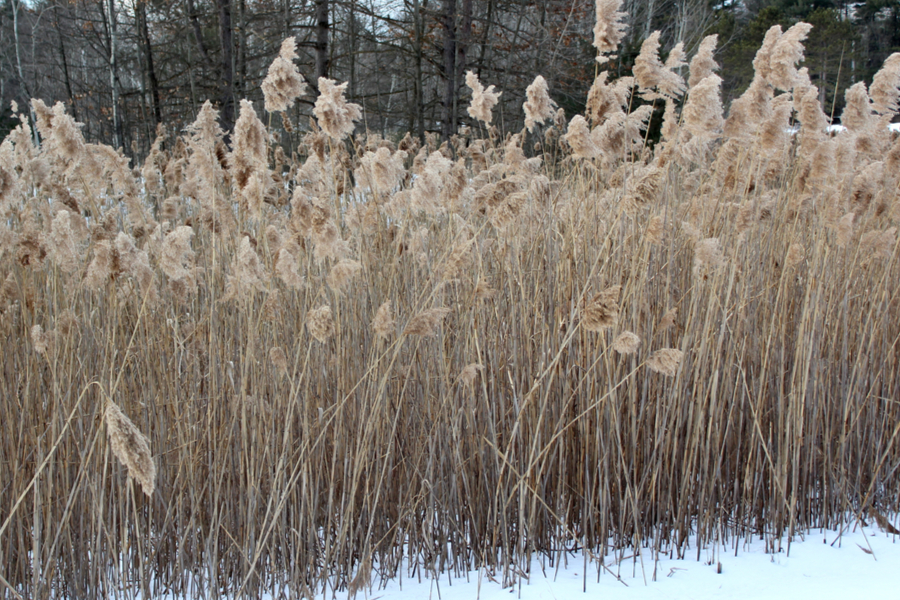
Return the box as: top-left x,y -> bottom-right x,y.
313,220 -> 348,263
403,307 -> 451,337
634,32 -> 685,100
693,238 -> 725,279
794,83 -> 829,147
465,71 -> 501,125
647,348 -> 684,376
474,278 -> 497,300
767,22 -> 812,92
442,239 -> 473,280
229,99 -> 269,195
275,246 -> 305,290
582,285 -> 621,332
48,209 -> 82,274
564,115 -> 600,159
225,236 -> 268,299
184,102 -> 233,233
269,346 -> 289,378
870,53 -> 900,116
141,124 -> 166,194
314,78 -> 362,140
752,25 -> 783,83
758,93 -> 794,157
683,75 -> 724,140
622,165 -> 664,213
84,240 -> 113,289
32,100 -> 85,165
659,98 -> 679,143
860,226 -> 897,261
31,324 -> 51,355
843,83 -> 875,134
585,72 -> 633,126
658,307 -> 677,331
0,272 -> 16,311
306,305 -> 335,343
372,301 -> 395,339
594,105 -> 653,158
784,243 -> 805,269
115,232 -> 156,298
612,331 -> 641,354
593,0 -> 627,63
410,151 -> 453,213
262,36 -> 307,113
645,214 -> 665,244
160,226 -> 196,298
523,75 -> 556,132
327,259 -> 362,293
356,147 -> 407,194
458,363 -> 484,388
836,212 -> 855,247
490,191 -> 530,230
688,35 -> 719,89
105,401 -> 156,498
850,161 -> 882,215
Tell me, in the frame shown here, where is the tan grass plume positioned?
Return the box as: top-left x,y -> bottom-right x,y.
647,348 -> 684,377
105,401 -> 156,498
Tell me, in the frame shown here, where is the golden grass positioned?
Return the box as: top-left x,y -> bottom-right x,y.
1,23 -> 900,599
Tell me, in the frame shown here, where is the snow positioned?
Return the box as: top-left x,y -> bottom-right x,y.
321,523 -> 899,600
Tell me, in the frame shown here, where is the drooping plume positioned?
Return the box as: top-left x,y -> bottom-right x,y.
688,35 -> 719,90
870,53 -> 900,116
633,32 -> 685,100
466,71 -> 501,125
523,75 -> 556,132
262,37 -> 307,113
314,78 -> 362,140
593,0 -> 628,64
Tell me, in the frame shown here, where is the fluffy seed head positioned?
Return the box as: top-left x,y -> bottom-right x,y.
870,53 -> 900,116
314,78 -> 362,140
593,0 -> 628,63
524,75 -> 556,132
647,348 -> 684,376
372,301 -> 395,339
688,35 -> 719,90
105,401 -> 156,498
403,307 -> 451,337
466,71 -> 501,125
582,285 -> 621,332
307,305 -> 335,343
269,346 -> 289,378
327,259 -> 362,293
612,331 -> 641,354
262,37 -> 307,113
458,363 -> 484,388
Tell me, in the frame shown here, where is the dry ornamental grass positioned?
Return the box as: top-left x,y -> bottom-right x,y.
2,18 -> 900,600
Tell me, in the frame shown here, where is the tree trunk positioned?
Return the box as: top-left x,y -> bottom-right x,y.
106,0 -> 123,149
315,0 -> 330,85
53,2 -> 78,122
136,0 -> 162,126
454,0 -> 472,135
215,0 -> 235,132
441,0 -> 457,140
186,0 -> 211,64
411,0 -> 425,141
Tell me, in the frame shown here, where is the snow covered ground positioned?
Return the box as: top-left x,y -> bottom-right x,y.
323,522 -> 899,600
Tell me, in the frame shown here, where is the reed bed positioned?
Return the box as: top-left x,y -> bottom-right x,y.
2,15 -> 900,600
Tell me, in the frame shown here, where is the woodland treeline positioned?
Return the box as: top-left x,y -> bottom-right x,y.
0,0 -> 897,156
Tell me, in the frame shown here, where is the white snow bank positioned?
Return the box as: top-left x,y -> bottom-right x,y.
321,523 -> 899,600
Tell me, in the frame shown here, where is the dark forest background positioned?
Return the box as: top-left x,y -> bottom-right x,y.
1,0 -> 896,157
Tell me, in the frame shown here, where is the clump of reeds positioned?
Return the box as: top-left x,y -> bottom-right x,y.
3,13 -> 900,600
